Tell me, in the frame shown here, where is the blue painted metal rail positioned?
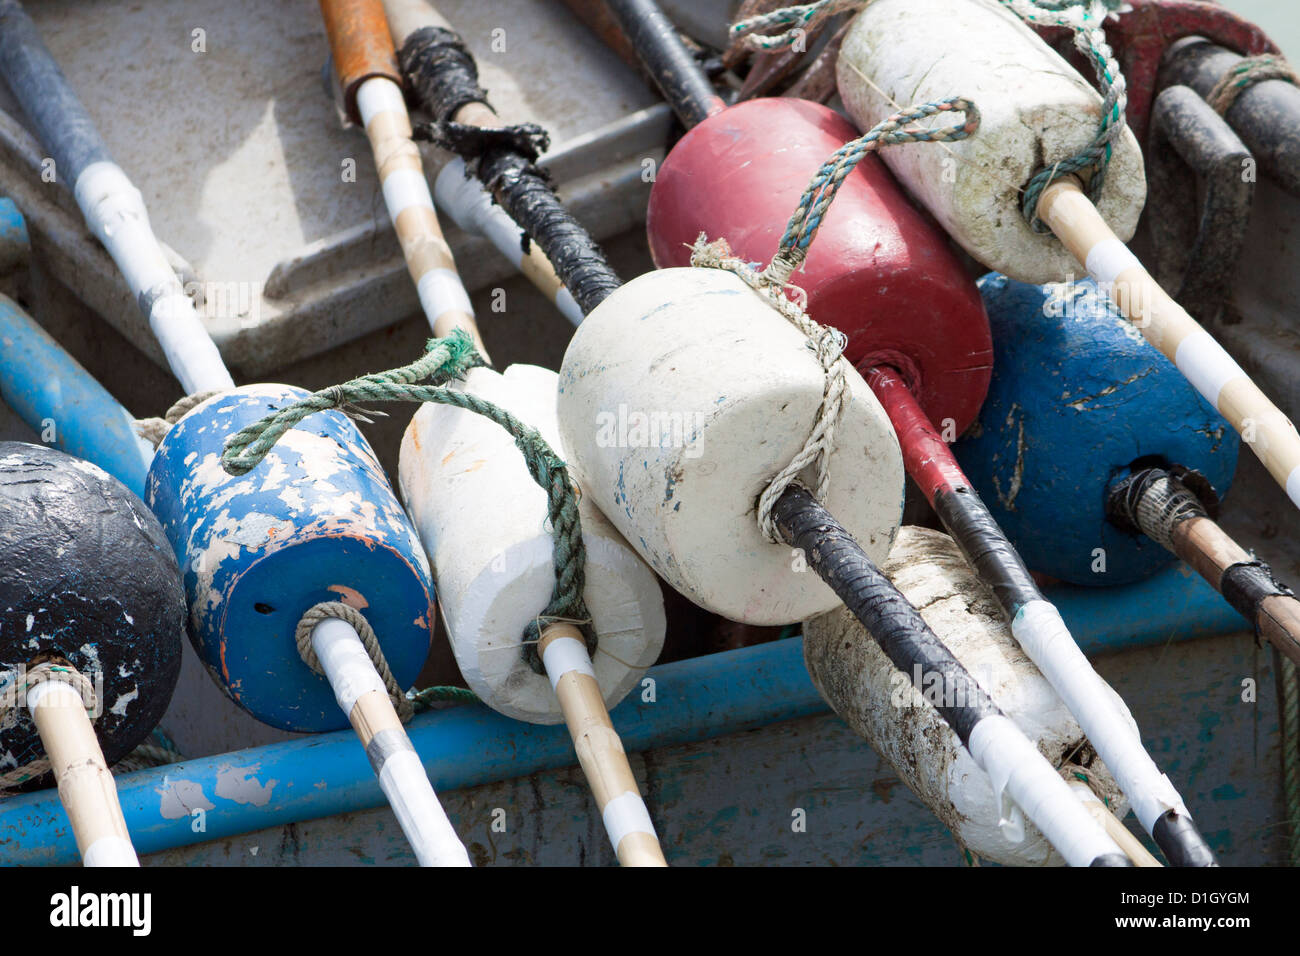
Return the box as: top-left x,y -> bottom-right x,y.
0,217 -> 154,497
0,563 -> 1243,864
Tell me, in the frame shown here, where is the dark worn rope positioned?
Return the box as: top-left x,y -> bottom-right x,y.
218,330 -> 594,668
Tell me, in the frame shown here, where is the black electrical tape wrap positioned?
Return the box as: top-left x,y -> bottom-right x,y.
932,486 -> 1041,615
1220,560 -> 1295,627
1107,465 -> 1220,545
771,484 -> 1001,745
1153,810 -> 1219,867
402,29 -> 623,315
424,120 -> 550,164
1091,854 -> 1135,867
397,26 -> 488,124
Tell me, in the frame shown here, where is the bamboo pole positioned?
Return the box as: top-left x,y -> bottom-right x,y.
311,616 -> 471,866
382,0 -> 586,324
1038,177 -> 1300,512
538,624 -> 668,866
319,0 -> 486,354
1067,778 -> 1162,867
27,674 -> 139,867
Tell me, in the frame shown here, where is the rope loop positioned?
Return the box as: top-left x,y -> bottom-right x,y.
1206,54 -> 1299,116
776,96 -> 979,260
295,601 -> 414,723
729,0 -> 864,52
994,0 -> 1129,230
0,661 -> 98,792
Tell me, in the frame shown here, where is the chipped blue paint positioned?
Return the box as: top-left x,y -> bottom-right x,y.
955,274 -> 1240,586
0,285 -> 153,496
145,385 -> 434,732
0,562 -> 1245,864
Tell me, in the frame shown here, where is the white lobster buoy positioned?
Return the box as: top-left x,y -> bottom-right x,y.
557,267 -> 905,625
836,0 -> 1146,284
804,526 -> 1131,866
399,364 -> 666,724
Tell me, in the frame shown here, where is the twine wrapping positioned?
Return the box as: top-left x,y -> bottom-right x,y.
688,97 -> 979,541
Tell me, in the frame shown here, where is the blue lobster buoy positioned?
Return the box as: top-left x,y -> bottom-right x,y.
145,385 -> 435,732
954,274 -> 1240,586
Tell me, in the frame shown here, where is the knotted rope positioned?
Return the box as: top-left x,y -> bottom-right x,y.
995,0 -> 1128,229
731,0 -> 1124,228
296,601 -> 414,723
1206,53 -> 1299,116
0,661 -> 98,793
218,329 -> 594,669
690,97 -> 979,541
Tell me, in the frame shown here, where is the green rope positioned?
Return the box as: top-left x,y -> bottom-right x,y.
729,0 -> 862,52
771,97 -> 979,277
409,685 -> 480,712
219,329 -> 594,668
996,0 -> 1128,230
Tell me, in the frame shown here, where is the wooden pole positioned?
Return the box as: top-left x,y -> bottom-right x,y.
319,0 -> 486,354
311,616 -> 471,866
1038,176 -> 1300,512
27,673 -> 139,867
1173,516 -> 1300,666
1067,777 -> 1162,867
537,624 -> 667,866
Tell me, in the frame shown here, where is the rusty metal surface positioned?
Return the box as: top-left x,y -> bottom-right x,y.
318,0 -> 402,124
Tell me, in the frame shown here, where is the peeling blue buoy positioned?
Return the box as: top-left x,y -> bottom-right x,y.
955,274 -> 1240,586
146,385 -> 436,733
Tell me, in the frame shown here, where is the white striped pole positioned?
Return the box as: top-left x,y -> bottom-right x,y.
1039,177 -> 1300,512
353,76 -> 485,352
27,675 -> 139,867
71,163 -> 233,394
311,616 -> 471,867
382,0 -> 585,325
538,624 -> 667,866
0,0 -> 233,395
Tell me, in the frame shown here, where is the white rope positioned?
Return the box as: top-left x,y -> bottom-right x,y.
689,235 -> 850,543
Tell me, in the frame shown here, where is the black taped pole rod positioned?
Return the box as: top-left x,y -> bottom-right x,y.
771,484 -> 1132,868
602,0 -> 727,129
396,21 -> 623,316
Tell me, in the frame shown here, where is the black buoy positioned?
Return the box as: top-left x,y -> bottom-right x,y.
0,441 -> 184,865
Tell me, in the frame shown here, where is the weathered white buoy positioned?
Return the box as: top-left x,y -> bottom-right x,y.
557,267 -> 905,625
399,364 -> 666,724
836,0 -> 1146,284
804,526 -> 1130,866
